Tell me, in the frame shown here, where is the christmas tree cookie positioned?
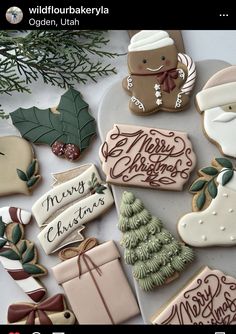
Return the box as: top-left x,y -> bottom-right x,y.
10,88 -> 96,161
118,191 -> 194,291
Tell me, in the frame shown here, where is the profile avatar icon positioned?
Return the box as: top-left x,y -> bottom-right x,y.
6,7 -> 23,24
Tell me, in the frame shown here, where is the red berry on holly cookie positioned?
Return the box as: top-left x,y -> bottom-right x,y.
51,141 -> 65,156
64,144 -> 80,161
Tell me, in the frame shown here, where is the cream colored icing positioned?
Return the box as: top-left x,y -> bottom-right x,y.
32,164 -> 101,227
99,124 -> 196,191
203,106 -> 236,157
38,187 -> 114,254
151,266 -> 236,324
178,170 -> 236,247
0,136 -> 34,196
128,30 -> 173,52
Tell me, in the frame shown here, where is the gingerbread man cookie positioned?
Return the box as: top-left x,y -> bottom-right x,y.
123,30 -> 196,115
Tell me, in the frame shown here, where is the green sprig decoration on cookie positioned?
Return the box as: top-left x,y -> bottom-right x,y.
0,218 -> 46,276
88,172 -> 107,195
118,191 -> 194,291
10,88 -> 96,161
190,158 -> 234,211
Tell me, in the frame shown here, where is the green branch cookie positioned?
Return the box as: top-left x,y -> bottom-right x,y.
10,88 -> 96,161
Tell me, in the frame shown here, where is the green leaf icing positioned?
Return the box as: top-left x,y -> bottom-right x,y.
22,245 -> 35,264
10,88 -> 96,152
0,238 -> 7,248
190,179 -> 206,192
196,191 -> 206,210
118,191 -> 194,291
0,217 -> 6,237
190,159 -> 235,211
215,158 -> 233,169
0,249 -> 20,260
16,169 -> 28,181
201,167 -> 218,176
222,170 -> 234,186
207,179 -> 217,198
26,176 -> 39,188
22,263 -> 45,275
19,240 -> 27,255
26,160 -> 36,179
11,224 -> 22,244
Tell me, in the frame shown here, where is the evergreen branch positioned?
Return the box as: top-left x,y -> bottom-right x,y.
0,30 -> 120,96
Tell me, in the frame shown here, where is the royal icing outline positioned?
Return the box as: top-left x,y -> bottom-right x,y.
99,124 -> 196,191
151,266 -> 236,324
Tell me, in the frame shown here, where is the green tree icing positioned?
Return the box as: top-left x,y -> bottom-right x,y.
118,192 -> 194,291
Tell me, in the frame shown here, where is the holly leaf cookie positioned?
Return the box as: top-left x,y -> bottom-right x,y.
10,88 -> 96,161
178,158 -> 236,247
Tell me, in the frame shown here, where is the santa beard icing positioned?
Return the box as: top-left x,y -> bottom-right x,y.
203,106 -> 236,158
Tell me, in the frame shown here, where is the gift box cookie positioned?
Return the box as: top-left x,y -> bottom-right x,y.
52,240 -> 140,324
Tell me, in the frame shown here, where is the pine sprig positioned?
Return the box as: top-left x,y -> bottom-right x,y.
0,30 -> 119,118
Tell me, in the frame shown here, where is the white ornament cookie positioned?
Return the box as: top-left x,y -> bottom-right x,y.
196,65 -> 236,158
0,136 -> 40,196
178,158 -> 236,247
32,164 -> 114,254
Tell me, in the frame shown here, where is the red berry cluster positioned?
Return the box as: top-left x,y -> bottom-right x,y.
51,141 -> 80,161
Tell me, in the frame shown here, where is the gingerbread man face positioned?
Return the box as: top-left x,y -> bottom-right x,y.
123,30 -> 196,115
128,45 -> 178,75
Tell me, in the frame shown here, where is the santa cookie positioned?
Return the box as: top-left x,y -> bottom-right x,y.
122,30 -> 196,115
178,158 -> 236,247
196,65 -> 236,158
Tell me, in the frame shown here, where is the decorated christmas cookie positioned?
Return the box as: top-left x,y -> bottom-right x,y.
151,266 -> 236,324
0,136 -> 40,196
118,192 -> 194,291
0,207 -> 47,302
178,158 -> 236,247
196,66 -> 236,158
8,294 -> 75,324
10,88 -> 96,161
32,164 -> 114,254
99,124 -> 196,191
122,30 -> 196,115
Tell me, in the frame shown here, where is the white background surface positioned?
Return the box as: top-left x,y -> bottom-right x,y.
0,30 -> 236,324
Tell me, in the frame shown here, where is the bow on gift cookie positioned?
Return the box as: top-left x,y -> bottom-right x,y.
8,293 -> 75,325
